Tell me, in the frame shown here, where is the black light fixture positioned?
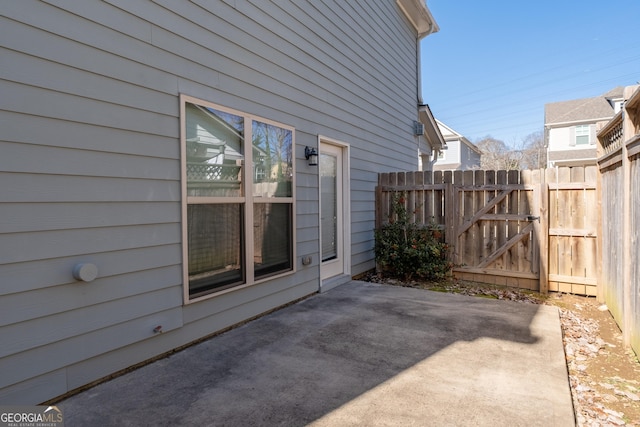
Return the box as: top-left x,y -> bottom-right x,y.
305,146 -> 318,166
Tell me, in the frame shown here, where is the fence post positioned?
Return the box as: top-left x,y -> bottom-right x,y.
595,164 -> 604,303
622,100 -> 633,348
538,169 -> 549,294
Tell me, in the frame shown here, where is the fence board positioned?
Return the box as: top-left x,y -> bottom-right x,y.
495,171 -> 507,270
485,171 -> 497,264
406,172 -> 415,223
414,171 -> 424,224
506,171 -> 518,272
557,168 -> 571,284
421,171 -> 430,224
518,171 -> 529,273
474,170 -> 485,265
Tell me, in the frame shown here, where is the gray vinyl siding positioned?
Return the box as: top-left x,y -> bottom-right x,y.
1,0 -> 421,403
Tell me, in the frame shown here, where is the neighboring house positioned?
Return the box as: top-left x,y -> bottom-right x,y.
0,1 -> 438,403
417,104 -> 447,171
432,120 -> 481,171
545,87 -> 624,167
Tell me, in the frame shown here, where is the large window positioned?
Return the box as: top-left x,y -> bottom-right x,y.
575,125 -> 590,145
181,96 -> 294,301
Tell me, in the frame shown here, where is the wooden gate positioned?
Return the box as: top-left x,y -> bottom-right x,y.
451,170 -> 542,291
376,167 -> 599,295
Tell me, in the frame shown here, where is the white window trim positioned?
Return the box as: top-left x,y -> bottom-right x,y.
180,94 -> 296,304
575,124 -> 590,145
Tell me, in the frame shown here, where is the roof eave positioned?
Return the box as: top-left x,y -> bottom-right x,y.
545,117 -> 613,127
396,0 -> 439,38
419,105 -> 446,150
462,137 -> 483,155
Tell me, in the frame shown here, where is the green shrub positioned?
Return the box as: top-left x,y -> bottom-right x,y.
375,192 -> 452,281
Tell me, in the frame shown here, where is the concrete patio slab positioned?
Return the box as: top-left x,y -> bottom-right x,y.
59,281 -> 574,426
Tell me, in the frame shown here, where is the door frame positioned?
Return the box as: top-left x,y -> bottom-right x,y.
318,136 -> 350,290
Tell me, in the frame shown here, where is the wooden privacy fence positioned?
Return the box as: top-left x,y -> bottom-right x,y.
376,166 -> 599,295
597,87 -> 640,355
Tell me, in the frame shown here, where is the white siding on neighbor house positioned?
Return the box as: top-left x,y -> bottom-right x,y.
435,140 -> 461,169
548,127 -> 572,150
459,144 -> 470,169
459,144 -> 481,170
1,0 -> 422,404
548,125 -> 597,150
433,139 -> 480,171
447,142 -> 461,164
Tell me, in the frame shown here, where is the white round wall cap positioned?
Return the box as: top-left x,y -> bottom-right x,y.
73,263 -> 98,282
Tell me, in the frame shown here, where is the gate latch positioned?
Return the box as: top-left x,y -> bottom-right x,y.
526,215 -> 540,223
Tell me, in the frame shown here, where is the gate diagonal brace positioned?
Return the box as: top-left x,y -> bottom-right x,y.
478,221 -> 535,268
457,189 -> 510,237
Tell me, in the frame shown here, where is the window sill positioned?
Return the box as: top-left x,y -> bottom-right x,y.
184,268 -> 296,305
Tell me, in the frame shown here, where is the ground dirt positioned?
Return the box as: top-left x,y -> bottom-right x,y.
361,273 -> 640,426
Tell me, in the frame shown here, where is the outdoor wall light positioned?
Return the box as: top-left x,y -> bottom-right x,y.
305,146 -> 318,166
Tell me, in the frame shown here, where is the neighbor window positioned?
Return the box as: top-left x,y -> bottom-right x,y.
575,125 -> 590,145
181,96 -> 294,300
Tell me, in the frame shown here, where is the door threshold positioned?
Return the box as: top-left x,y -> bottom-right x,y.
321,274 -> 351,293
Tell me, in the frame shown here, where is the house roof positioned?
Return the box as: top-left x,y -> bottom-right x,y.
544,87 -> 623,125
548,148 -> 597,162
435,119 -> 482,155
603,86 -> 625,100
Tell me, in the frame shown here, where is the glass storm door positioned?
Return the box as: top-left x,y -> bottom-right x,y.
320,142 -> 346,280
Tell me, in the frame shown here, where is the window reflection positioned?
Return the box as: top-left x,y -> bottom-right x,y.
254,203 -> 292,279
188,204 -> 244,296
182,98 -> 295,299
185,103 -> 244,197
252,120 -> 292,197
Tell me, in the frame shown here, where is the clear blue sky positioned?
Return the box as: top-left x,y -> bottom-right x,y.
420,0 -> 640,147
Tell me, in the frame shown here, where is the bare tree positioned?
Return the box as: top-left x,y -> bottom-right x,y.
476,136 -> 521,170
476,131 -> 546,171
519,130 -> 546,169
